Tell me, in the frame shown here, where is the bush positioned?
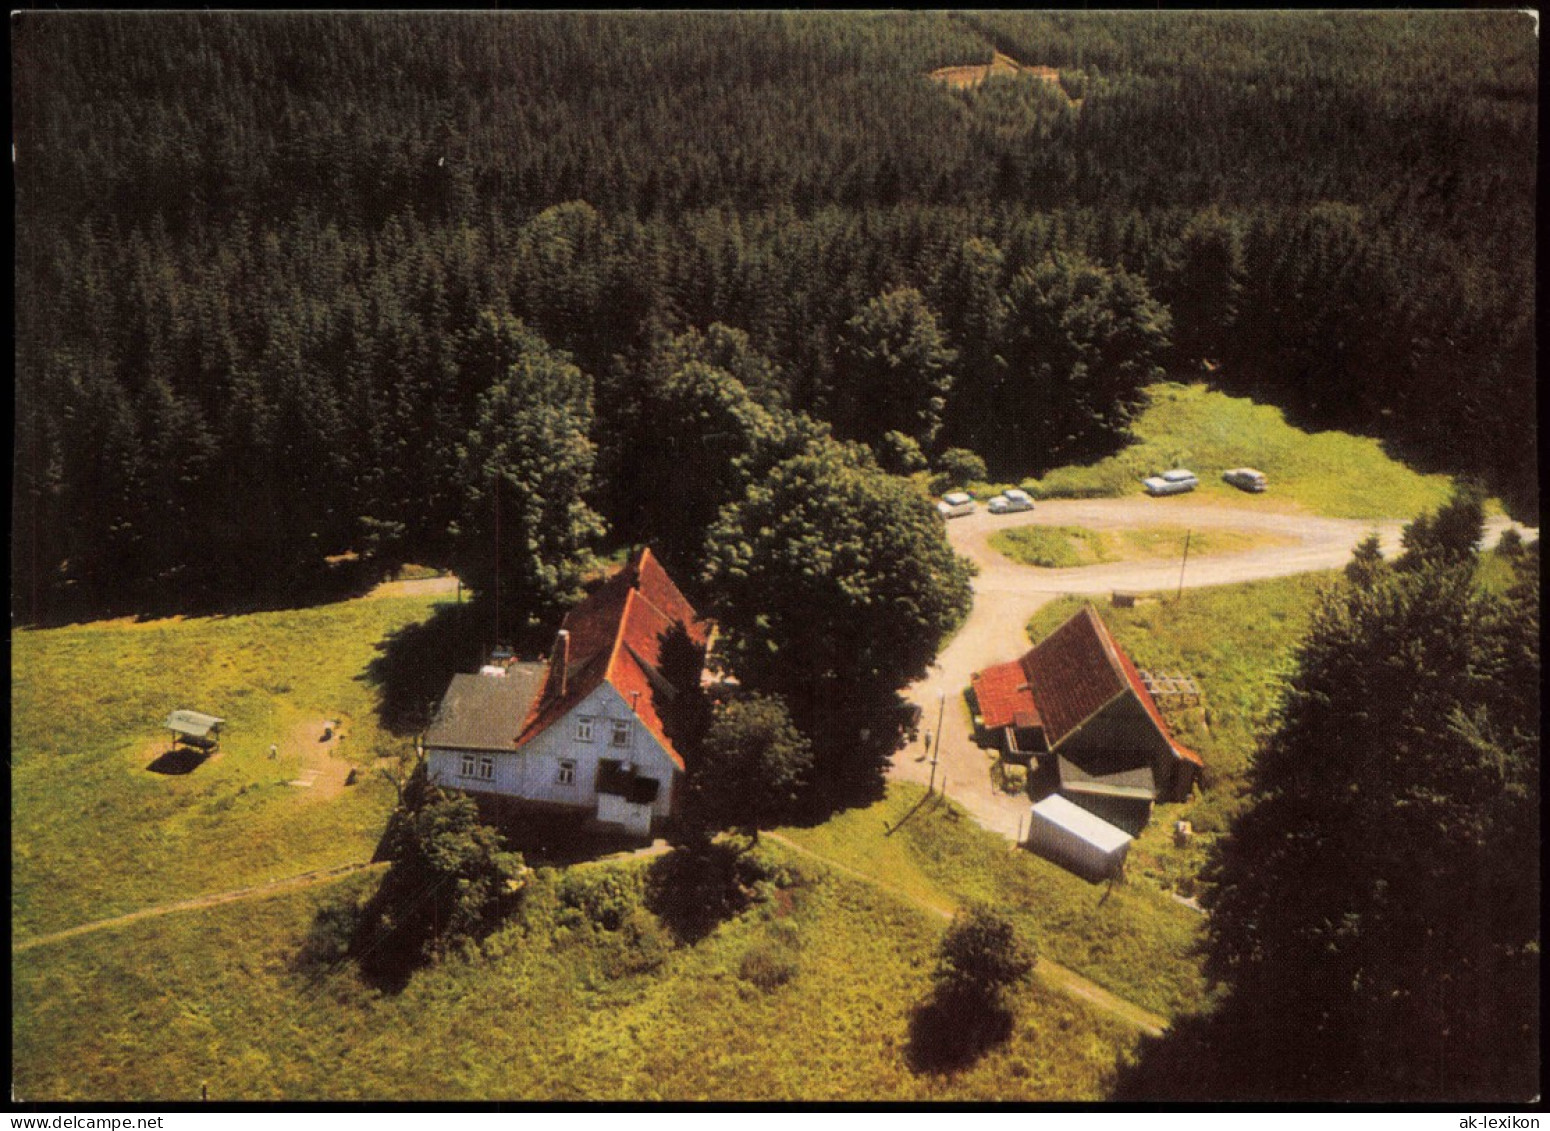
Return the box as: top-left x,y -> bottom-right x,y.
645,837 -> 793,943
877,430 -> 929,475
557,867 -> 644,932
931,447 -> 988,493
738,941 -> 800,992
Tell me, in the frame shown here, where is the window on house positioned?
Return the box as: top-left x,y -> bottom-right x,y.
611,720 -> 631,747
476,755 -> 494,781
557,759 -> 577,786
460,752 -> 476,778
575,718 -> 594,742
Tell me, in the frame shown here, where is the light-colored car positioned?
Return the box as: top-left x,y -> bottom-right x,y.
937,490 -> 976,518
1141,469 -> 1200,496
988,488 -> 1035,514
1222,467 -> 1268,493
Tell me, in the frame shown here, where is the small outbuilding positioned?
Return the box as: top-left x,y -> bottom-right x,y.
1025,793 -> 1133,882
165,709 -> 225,752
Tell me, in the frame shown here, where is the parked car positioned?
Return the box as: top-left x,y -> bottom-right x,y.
1222,467 -> 1268,493
937,490 -> 976,518
988,488 -> 1035,514
1141,469 -> 1200,496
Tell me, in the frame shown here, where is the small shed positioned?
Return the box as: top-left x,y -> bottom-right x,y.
1026,794 -> 1133,882
165,710 -> 225,752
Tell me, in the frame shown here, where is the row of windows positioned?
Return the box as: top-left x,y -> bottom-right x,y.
459,752 -> 577,787
575,717 -> 632,747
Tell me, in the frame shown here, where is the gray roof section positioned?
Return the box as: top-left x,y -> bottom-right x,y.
1056,756 -> 1157,801
425,664 -> 547,751
166,710 -> 225,738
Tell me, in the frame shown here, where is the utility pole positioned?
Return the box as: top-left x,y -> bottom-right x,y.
1176,528 -> 1192,601
927,689 -> 946,795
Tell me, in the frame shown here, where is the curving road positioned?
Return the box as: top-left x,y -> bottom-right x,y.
890,497 -> 1535,842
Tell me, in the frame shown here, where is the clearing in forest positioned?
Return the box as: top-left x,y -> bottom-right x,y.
930,51 -> 1067,95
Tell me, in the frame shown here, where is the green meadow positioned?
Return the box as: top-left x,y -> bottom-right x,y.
11,595 -> 445,941
992,383 -> 1462,521
13,826 -> 1144,1101
989,523 -> 1289,569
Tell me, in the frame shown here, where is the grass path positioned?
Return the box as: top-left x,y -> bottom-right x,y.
765,831 -> 1169,1037
12,860 -> 387,954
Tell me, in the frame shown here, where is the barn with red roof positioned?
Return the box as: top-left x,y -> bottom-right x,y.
425,547 -> 707,837
971,604 -> 1202,834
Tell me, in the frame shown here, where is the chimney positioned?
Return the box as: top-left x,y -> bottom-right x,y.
545,629 -> 570,700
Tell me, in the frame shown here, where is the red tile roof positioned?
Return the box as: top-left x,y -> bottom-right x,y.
972,659 -> 1040,731
974,604 -> 1201,768
516,547 -> 708,769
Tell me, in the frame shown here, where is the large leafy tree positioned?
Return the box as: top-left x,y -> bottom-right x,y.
832,287 -> 957,452
683,693 -> 813,841
450,312 -> 606,634
703,441 -> 973,782
996,251 -> 1171,471
1124,521 -> 1539,1101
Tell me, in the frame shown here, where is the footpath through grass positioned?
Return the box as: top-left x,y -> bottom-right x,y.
995,382 -> 1460,521
778,785 -> 1209,1019
13,841 -> 1141,1101
989,523 -> 1289,569
11,594 -> 446,940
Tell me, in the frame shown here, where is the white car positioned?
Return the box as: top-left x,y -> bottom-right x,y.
988,488 -> 1035,514
1223,467 -> 1268,493
1141,469 -> 1200,496
937,490 -> 976,518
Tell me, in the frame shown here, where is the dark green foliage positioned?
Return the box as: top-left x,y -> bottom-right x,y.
644,838 -> 793,944
909,905 -> 1036,1071
1396,487 -> 1486,572
1120,508 -> 1540,1101
685,694 -> 814,839
932,447 -> 989,492
449,313 -> 606,631
353,782 -> 525,987
832,287 -> 956,451
704,443 -> 973,786
10,11 -> 1537,620
557,867 -> 645,932
877,430 -> 929,475
1343,532 -> 1386,589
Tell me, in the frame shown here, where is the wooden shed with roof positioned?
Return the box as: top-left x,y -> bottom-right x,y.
972,605 -> 1202,833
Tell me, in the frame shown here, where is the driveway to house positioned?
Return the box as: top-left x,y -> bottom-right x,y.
890,497 -> 1535,843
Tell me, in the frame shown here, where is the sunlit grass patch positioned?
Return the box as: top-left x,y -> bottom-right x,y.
11,594 -> 448,940
990,523 -> 1290,568
1018,383 -> 1462,520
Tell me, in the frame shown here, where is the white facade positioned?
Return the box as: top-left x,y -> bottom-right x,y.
1025,794 -> 1133,882
426,681 -> 679,826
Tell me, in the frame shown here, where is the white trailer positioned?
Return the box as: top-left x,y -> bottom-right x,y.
1025,794 -> 1133,881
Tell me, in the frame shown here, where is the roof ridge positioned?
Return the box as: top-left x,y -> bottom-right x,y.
603,584 -> 639,691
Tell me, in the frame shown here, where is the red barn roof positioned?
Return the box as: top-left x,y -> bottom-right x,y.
973,605 -> 1201,768
516,547 -> 708,769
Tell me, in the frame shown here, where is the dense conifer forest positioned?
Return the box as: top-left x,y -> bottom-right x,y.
12,11 -> 1538,621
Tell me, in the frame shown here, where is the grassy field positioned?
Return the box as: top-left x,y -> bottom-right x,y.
977,383 -> 1462,521
13,835 -> 1142,1101
989,523 -> 1289,569
778,785 -> 1209,1019
11,594 -> 447,941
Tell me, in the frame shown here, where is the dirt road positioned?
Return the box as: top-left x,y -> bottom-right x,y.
890,498 -> 1535,843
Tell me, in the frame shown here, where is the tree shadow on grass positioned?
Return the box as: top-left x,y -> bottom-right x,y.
358,596 -> 549,737
905,989 -> 1016,1074
643,837 -> 776,945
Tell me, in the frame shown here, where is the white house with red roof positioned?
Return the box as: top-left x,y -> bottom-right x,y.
424,547 -> 707,837
971,604 -> 1202,837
